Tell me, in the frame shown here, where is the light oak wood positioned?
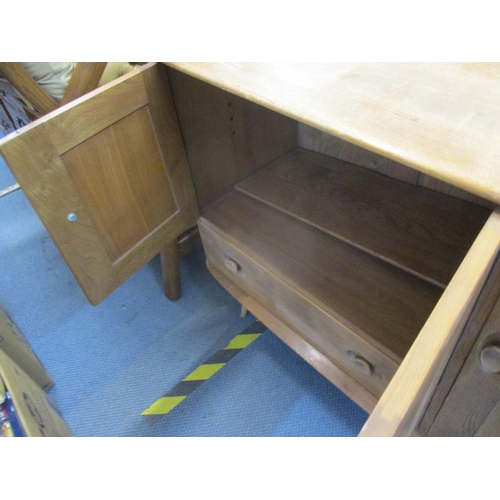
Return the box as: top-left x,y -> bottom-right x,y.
359,209 -> 500,437
207,261 -> 377,414
59,62 -> 107,106
418,174 -> 495,209
424,257 -> 500,435
237,148 -> 490,288
166,63 -> 500,205
299,122 -> 498,208
299,122 -> 420,184
0,62 -> 58,115
3,61 -> 496,434
157,63 -> 500,434
417,250 -> 500,434
167,67 -> 298,210
0,63 -> 199,305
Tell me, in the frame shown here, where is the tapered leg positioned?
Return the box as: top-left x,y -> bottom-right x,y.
160,241 -> 181,301
240,305 -> 248,318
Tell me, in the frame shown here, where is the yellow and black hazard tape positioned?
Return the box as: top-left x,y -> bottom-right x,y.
141,320 -> 266,425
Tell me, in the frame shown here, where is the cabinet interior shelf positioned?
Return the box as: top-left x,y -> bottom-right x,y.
200,147 -> 491,373
236,148 -> 491,289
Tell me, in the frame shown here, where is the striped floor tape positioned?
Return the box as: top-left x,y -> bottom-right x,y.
141,320 -> 267,425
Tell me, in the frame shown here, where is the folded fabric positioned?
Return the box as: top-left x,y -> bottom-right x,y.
21,62 -> 75,102
21,62 -> 136,103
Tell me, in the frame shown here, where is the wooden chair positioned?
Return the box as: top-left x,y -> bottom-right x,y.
0,63 -> 107,200
0,62 -> 108,116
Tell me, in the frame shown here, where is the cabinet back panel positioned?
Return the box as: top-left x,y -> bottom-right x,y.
299,123 -> 495,209
168,68 -> 298,210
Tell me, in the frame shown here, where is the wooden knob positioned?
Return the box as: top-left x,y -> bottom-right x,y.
349,353 -> 373,376
224,257 -> 240,274
480,344 -> 500,373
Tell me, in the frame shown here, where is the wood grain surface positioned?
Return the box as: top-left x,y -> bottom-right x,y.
299,122 -> 420,184
359,209 -> 500,436
0,125 -> 121,304
165,62 -> 500,204
200,191 -> 442,363
62,106 -> 177,261
41,70 -> 150,155
200,220 -> 400,398
425,261 -> 500,435
475,398 -> 500,436
0,62 -> 58,115
237,148 -> 490,288
167,67 -> 298,210
142,64 -> 199,225
0,63 -> 199,305
418,252 -> 500,434
59,62 -> 107,106
206,261 -> 378,414
299,122 -> 499,210
418,174 -> 496,209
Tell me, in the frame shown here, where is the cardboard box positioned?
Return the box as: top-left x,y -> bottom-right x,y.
0,302 -> 54,390
0,350 -> 72,436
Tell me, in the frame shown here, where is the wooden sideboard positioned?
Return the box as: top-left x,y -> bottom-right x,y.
2,62 -> 500,436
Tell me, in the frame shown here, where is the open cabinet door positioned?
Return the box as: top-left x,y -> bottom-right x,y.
0,63 -> 199,305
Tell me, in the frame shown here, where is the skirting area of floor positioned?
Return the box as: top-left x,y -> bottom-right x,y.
0,138 -> 368,437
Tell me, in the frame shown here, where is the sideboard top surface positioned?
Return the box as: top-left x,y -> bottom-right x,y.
165,62 -> 500,204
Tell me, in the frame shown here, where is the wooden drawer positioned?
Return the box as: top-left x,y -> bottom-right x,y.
200,219 -> 404,398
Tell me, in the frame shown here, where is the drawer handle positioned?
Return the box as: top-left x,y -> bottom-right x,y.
480,344 -> 500,373
348,351 -> 373,376
224,257 -> 240,274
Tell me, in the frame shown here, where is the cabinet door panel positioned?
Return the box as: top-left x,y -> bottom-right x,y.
0,63 -> 199,305
426,263 -> 500,436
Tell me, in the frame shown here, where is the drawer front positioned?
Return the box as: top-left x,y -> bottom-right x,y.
199,221 -> 399,398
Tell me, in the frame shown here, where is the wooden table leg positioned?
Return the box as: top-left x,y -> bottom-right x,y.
160,241 -> 181,301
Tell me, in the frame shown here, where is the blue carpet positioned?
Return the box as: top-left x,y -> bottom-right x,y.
0,134 -> 368,436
